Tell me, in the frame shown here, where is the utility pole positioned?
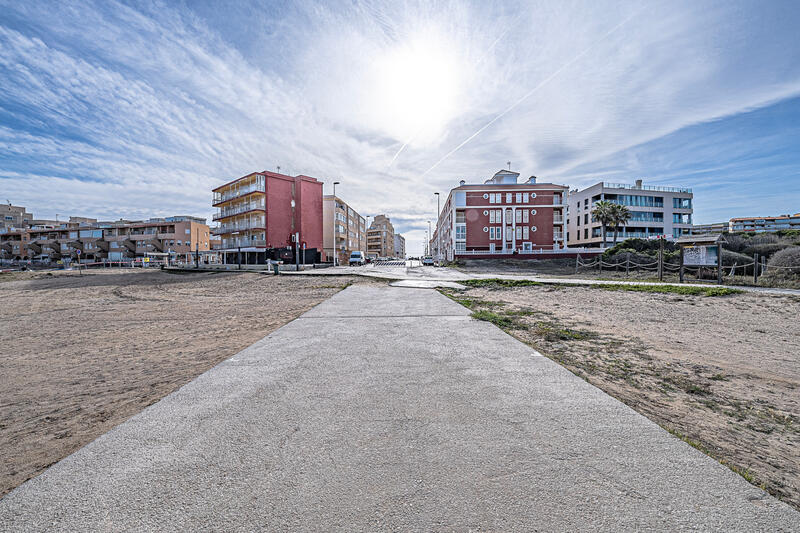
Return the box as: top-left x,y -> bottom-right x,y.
332,181 -> 340,266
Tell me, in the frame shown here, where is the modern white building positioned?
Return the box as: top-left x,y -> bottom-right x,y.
729,213 -> 800,233
566,180 -> 693,248
393,233 -> 406,259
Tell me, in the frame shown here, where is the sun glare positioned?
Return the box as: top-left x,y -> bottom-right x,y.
368,34 -> 463,145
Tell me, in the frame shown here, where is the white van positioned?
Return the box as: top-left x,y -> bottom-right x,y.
349,251 -> 366,266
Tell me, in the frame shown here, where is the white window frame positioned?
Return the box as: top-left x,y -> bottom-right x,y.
515,210 -> 522,223
523,226 -> 529,239
515,227 -> 522,240
506,193 -> 512,203
522,193 -> 529,204
523,210 -> 529,223
515,192 -> 522,203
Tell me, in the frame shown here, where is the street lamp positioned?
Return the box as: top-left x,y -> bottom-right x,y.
434,192 -> 440,265
332,181 -> 340,266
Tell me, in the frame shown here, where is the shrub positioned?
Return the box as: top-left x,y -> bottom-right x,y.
767,246 -> 800,275
723,234 -> 749,254
603,238 -> 676,258
742,242 -> 785,258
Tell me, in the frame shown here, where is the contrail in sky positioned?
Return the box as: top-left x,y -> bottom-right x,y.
419,9 -> 642,178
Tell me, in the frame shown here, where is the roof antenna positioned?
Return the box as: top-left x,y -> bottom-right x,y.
507,161 -> 511,170
277,165 -> 281,173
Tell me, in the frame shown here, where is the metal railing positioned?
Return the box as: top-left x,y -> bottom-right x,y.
603,182 -> 692,193
213,182 -> 264,204
218,238 -> 267,249
213,220 -> 266,234
213,203 -> 265,221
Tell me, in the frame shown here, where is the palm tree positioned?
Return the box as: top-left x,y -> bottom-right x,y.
591,200 -> 615,247
610,204 -> 632,245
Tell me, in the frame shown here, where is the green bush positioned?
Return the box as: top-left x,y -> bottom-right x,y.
603,238 -> 676,258
742,242 -> 785,258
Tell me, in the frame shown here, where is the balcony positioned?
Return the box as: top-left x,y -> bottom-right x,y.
213,181 -> 265,205
213,220 -> 266,234
217,238 -> 267,249
213,203 -> 265,221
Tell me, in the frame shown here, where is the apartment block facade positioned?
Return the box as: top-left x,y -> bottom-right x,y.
367,215 -> 396,258
432,170 -> 568,260
729,213 -> 800,233
1,204 -> 33,230
212,171 -> 323,264
323,195 -> 366,265
393,233 -> 406,259
567,180 -> 693,248
1,216 -> 209,263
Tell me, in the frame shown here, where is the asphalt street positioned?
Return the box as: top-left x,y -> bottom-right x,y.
0,285 -> 797,531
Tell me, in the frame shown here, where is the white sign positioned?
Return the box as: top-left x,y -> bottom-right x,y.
684,245 -> 718,266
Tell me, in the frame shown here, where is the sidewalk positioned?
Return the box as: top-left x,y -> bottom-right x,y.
1,286 -> 797,531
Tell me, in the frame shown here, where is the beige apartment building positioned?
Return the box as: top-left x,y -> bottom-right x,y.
1,216 -> 209,264
323,195 -> 366,265
1,204 -> 33,229
367,214 -> 396,259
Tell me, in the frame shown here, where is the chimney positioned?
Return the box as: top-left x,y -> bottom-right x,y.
635,179 -> 643,188
459,180 -> 465,186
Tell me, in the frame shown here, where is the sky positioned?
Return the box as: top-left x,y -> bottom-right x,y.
1,0 -> 799,255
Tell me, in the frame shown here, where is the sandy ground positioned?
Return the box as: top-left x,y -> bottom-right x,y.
0,269 -> 369,498
445,283 -> 800,509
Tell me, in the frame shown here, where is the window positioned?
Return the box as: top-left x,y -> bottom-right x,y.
185,229 -> 191,234
506,193 -> 512,203
455,225 -> 466,240
489,210 -> 496,223
523,226 -> 529,240
584,228 -> 589,239
523,210 -> 529,223
515,227 -> 522,240
489,227 -> 496,240
515,192 -> 523,203
584,214 -> 589,225
522,193 -> 529,203
455,242 -> 466,252
673,197 -> 692,209
515,210 -> 522,223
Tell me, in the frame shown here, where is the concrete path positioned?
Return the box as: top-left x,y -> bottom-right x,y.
284,263 -> 800,296
1,286 -> 797,531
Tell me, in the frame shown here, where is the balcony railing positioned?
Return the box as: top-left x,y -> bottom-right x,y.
603,182 -> 692,194
213,220 -> 266,234
218,238 -> 267,249
213,181 -> 265,204
213,203 -> 265,221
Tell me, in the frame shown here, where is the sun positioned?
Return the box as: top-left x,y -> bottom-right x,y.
367,33 -> 464,145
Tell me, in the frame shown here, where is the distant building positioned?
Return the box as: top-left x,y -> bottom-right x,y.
323,195 -> 366,265
367,215 -> 395,259
393,233 -> 406,259
212,171 -> 323,264
1,216 -> 209,263
0,204 -> 33,230
432,170 -> 568,261
729,213 -> 800,233
692,221 -> 729,235
566,180 -> 693,248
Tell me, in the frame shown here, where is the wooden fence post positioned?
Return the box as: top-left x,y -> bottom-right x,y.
679,246 -> 684,283
753,253 -> 758,284
575,254 -> 580,275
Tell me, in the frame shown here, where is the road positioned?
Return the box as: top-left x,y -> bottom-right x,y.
1,286 -> 797,531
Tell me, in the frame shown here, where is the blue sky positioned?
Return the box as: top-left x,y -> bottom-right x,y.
1,0 -> 799,254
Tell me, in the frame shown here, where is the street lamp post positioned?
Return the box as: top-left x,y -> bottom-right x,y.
332,181 -> 340,266
434,192 -> 440,265
427,220 -> 432,257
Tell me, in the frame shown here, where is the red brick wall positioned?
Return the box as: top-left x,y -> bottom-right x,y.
297,177 -> 323,252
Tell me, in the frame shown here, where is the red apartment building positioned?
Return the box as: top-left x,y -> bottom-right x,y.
212,170 -> 324,264
432,170 -> 569,260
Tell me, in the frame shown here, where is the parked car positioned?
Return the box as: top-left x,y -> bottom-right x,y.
422,256 -> 434,266
349,251 -> 366,266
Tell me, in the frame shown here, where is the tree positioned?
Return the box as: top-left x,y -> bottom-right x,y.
591,200 -> 615,247
610,204 -> 632,245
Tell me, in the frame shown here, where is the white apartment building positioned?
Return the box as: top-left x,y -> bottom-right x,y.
567,180 -> 693,248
